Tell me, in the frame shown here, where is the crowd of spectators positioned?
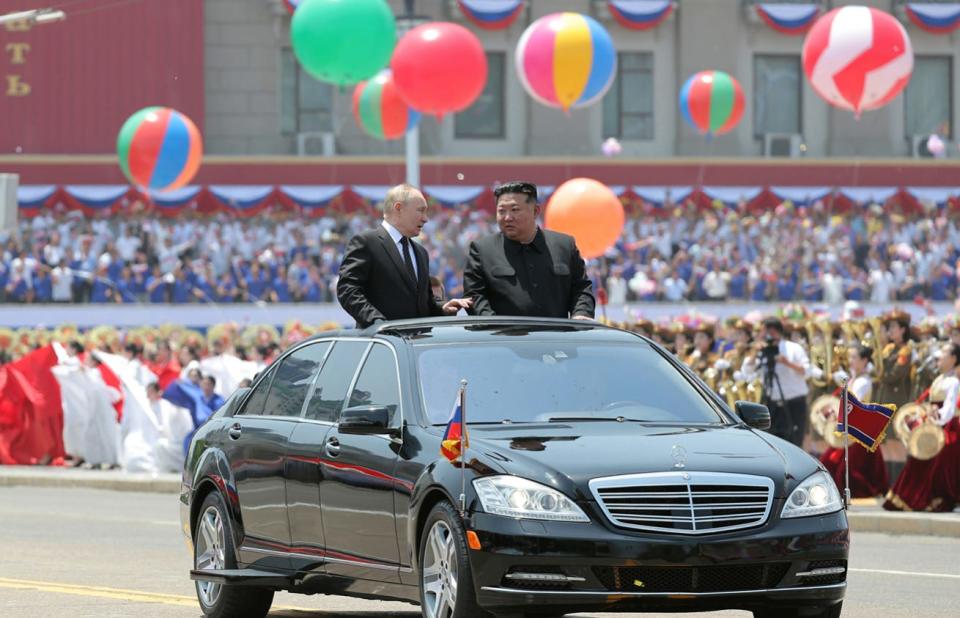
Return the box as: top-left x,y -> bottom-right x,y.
2,203 -> 959,306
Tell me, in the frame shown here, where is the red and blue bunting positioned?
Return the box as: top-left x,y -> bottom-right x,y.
905,3 -> 960,34
147,186 -> 203,217
16,185 -> 960,219
16,185 -> 58,218
457,0 -> 524,30
754,3 -> 821,35
608,0 -> 674,31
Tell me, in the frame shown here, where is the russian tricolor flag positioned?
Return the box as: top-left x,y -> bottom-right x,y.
754,3 -> 821,35
457,0 -> 524,30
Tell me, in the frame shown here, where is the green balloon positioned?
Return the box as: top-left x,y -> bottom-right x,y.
291,0 -> 396,87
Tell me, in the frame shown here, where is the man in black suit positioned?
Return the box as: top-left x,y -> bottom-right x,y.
337,184 -> 471,328
464,181 -> 595,319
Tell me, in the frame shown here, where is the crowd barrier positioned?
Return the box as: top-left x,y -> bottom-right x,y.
0,301 -> 954,329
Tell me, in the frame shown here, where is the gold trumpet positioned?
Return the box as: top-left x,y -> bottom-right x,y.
806,321 -> 831,390
892,402 -> 945,460
868,316 -> 886,380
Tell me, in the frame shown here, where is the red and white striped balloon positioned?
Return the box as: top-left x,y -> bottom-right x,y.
802,6 -> 913,116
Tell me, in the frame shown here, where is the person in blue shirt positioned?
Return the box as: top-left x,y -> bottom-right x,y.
33,266 -> 53,303
200,375 -> 226,412
776,271 -> 797,301
191,264 -> 217,304
728,265 -> 748,300
146,265 -> 169,303
171,266 -> 193,304
302,265 -> 324,302
90,265 -> 114,303
215,272 -> 237,303
244,261 -> 270,302
270,263 -> 292,303
114,265 -> 139,303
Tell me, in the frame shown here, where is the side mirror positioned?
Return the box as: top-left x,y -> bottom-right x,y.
735,401 -> 771,430
339,405 -> 397,436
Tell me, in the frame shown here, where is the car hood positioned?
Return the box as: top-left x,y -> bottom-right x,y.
468,422 -> 817,499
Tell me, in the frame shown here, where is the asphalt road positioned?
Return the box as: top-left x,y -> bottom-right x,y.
0,486 -> 957,618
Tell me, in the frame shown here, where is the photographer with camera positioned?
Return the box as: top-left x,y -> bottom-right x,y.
740,317 -> 811,447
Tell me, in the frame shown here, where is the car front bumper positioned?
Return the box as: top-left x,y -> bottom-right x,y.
466,505 -> 848,614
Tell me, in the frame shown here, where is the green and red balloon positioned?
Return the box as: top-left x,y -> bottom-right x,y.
352,70 -> 420,140
679,70 -> 745,137
117,106 -> 203,192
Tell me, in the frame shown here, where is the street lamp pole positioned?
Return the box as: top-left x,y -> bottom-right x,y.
400,0 -> 420,187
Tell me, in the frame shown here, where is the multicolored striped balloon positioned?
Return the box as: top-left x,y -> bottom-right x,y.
352,70 -> 420,140
515,12 -> 616,111
679,71 -> 745,136
117,107 -> 202,192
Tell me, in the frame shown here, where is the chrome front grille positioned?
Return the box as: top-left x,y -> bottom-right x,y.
589,472 -> 774,535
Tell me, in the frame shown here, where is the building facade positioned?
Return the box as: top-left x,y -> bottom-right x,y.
203,0 -> 959,159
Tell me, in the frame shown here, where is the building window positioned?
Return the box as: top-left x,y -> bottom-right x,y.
455,52 -> 505,139
281,49 -> 334,134
905,56 -> 953,139
603,52 -> 654,140
754,54 -> 801,137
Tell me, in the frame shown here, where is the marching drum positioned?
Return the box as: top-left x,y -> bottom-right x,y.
809,394 -> 847,449
892,403 -> 945,461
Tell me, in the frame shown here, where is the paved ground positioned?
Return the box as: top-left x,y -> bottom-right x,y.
0,486 -> 957,618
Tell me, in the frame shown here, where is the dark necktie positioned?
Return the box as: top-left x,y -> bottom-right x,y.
400,236 -> 417,284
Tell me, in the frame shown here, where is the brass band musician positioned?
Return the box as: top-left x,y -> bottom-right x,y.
875,309 -> 914,409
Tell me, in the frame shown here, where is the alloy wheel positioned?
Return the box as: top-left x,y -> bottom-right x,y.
422,520 -> 458,618
195,505 -> 226,607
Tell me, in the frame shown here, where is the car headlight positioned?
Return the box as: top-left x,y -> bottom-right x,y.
473,475 -> 589,522
781,471 -> 843,519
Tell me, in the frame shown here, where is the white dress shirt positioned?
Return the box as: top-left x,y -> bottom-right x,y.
741,338 -> 811,402
381,220 -> 419,278
930,374 -> 959,426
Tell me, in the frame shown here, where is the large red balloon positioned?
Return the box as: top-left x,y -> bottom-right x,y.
391,22 -> 488,116
545,178 -> 624,260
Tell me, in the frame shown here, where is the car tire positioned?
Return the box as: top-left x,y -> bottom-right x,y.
753,603 -> 842,618
418,499 -> 492,618
194,491 -> 275,618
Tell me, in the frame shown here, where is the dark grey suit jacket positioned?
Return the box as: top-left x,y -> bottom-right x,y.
337,226 -> 443,328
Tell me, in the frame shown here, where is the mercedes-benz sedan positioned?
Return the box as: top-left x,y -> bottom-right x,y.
181,317 -> 848,618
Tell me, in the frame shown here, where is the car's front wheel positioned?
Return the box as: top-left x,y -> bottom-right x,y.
194,491 -> 274,618
418,500 -> 491,618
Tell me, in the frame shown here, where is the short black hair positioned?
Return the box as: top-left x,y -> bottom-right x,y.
762,317 -> 784,334
494,181 -> 538,203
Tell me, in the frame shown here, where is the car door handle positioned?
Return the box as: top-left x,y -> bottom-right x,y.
325,437 -> 341,457
228,423 -> 242,440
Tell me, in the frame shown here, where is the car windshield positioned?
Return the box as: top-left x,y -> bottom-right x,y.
416,340 -> 727,425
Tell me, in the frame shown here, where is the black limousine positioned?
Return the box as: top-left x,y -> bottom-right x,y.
181,317 -> 848,618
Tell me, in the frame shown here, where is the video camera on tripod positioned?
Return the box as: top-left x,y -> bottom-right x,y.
759,335 -> 779,367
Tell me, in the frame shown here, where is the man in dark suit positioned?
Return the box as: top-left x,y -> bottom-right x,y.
337,184 -> 471,328
464,181 -> 595,319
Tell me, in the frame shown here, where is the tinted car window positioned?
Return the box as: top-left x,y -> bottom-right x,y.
347,344 -> 401,424
237,367 -> 274,416
262,342 -> 331,417
304,341 -> 369,422
416,341 -> 726,425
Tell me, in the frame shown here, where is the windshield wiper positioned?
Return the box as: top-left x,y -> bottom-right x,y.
544,415 -> 627,422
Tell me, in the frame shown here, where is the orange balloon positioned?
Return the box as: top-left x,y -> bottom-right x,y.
544,178 -> 624,259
